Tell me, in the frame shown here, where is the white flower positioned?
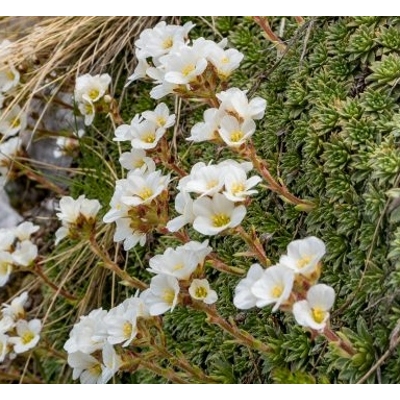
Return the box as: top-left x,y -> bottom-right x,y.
292,284 -> 335,331
161,46 -> 208,85
0,229 -> 15,251
114,114 -> 142,142
147,246 -> 199,280
179,162 -> 225,197
217,88 -> 266,121
100,342 -> 122,384
187,108 -> 222,142
251,265 -> 294,311
218,115 -> 256,147
166,192 -> 195,232
0,251 -> 13,287
0,105 -> 27,137
78,100 -> 95,126
0,64 -> 20,93
64,308 -> 108,354
2,291 -> 28,319
233,264 -> 264,309
55,195 -> 101,244
223,166 -> 262,202
126,58 -> 150,85
121,170 -> 170,207
13,221 -> 39,241
179,240 -> 212,265
208,47 -> 244,79
0,315 -> 14,333
192,193 -> 246,235
119,148 -> 155,172
134,21 -> 195,60
142,102 -> 176,130
9,319 -> 41,354
56,195 -> 101,225
142,274 -> 180,316
12,240 -> 38,267
279,236 -> 326,276
105,305 -> 138,347
189,279 -> 218,304
102,184 -> 129,224
68,351 -> 102,384
131,120 -> 166,150
0,333 -> 10,362
75,73 -> 111,104
0,137 -> 21,167
113,217 -> 147,251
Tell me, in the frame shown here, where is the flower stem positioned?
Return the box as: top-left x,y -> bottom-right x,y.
89,235 -> 147,290
192,301 -> 271,355
323,327 -> 356,356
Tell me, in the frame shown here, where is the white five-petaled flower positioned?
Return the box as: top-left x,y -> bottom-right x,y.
142,102 -> 176,130
121,170 -> 170,207
217,88 -> 267,121
147,246 -> 199,280
11,240 -> 38,267
188,279 -> 218,304
233,264 -> 264,310
207,47 -> 244,80
251,265 -> 294,311
142,274 -> 180,316
13,221 -> 39,241
0,105 -> 27,137
74,73 -> 111,104
9,318 -> 41,354
218,115 -> 256,147
119,148 -> 156,172
223,165 -> 262,202
192,193 -> 246,236
292,284 -> 335,331
279,236 -> 326,276
2,291 -> 28,319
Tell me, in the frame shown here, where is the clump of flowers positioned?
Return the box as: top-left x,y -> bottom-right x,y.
74,73 -> 112,126
0,291 -> 42,363
0,222 -> 39,287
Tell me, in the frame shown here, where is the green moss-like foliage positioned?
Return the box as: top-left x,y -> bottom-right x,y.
42,17 -> 400,384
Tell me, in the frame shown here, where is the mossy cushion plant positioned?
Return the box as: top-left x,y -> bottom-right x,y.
1,16 -> 400,384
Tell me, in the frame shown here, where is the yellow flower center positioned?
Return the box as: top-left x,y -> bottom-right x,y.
195,286 -> 208,299
271,285 -> 283,298
173,264 -> 184,271
311,307 -> 326,324
89,363 -> 102,376
84,103 -> 94,114
231,182 -> 245,195
0,262 -> 10,275
212,213 -> 231,227
221,57 -> 230,64
182,64 -> 195,77
88,88 -> 100,101
206,179 -> 218,190
123,322 -> 132,338
10,117 -> 20,129
230,130 -> 244,142
142,132 -> 156,143
6,69 -> 15,81
21,331 -> 35,345
162,37 -> 173,49
134,159 -> 145,168
296,255 -> 312,269
139,187 -> 153,200
162,289 -> 176,306
156,116 -> 166,127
